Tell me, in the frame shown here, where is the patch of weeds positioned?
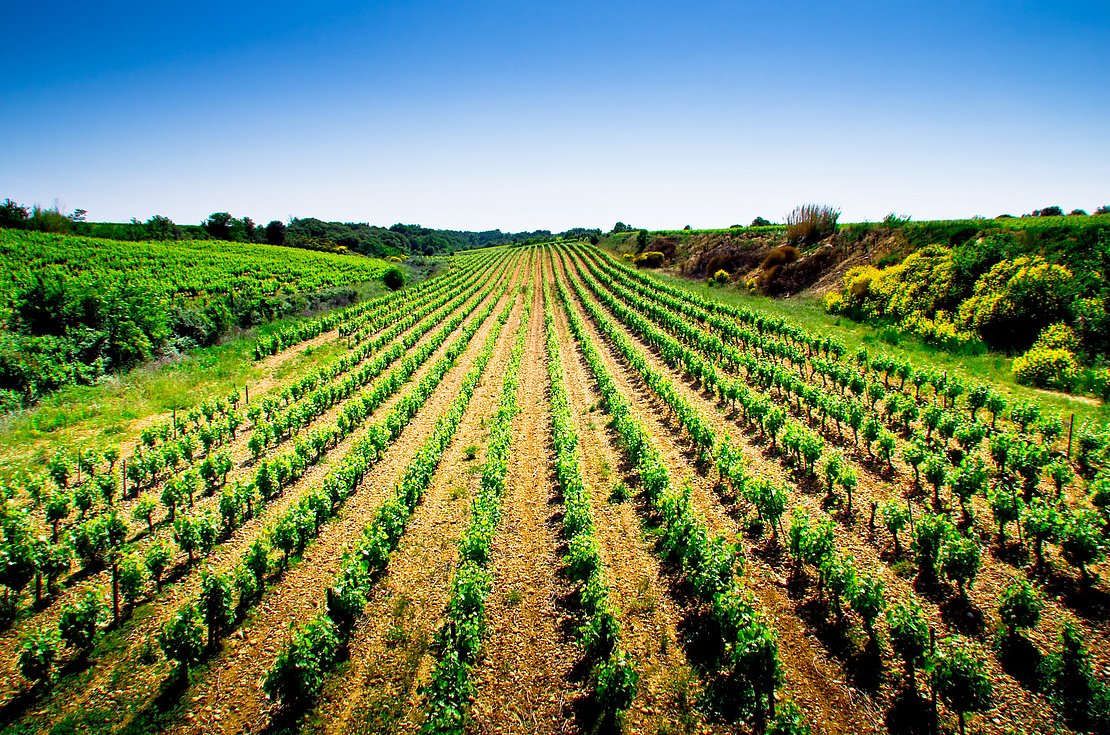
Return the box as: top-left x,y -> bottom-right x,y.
505,588 -> 523,606
597,459 -> 611,482
449,484 -> 467,501
891,559 -> 916,579
627,575 -> 656,616
463,444 -> 479,461
137,637 -> 160,665
879,327 -> 901,346
609,481 -> 630,503
385,623 -> 408,648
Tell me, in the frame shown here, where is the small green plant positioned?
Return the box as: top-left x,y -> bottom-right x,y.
463,444 -> 479,461
930,638 -> 994,735
160,604 -> 206,680
18,628 -> 60,684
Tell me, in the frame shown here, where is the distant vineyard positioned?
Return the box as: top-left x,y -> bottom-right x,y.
0,243 -> 1108,735
0,229 -> 395,407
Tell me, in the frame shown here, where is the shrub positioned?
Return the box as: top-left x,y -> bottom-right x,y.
958,256 -> 1074,351
117,553 -> 148,607
709,269 -> 731,287
1013,345 -> 1080,391
931,638 -> 994,735
382,267 -> 405,291
19,628 -> 60,684
1040,622 -> 1110,731
160,604 -> 205,677
200,568 -> 234,648
58,589 -> 101,654
1037,322 -> 1081,352
785,203 -> 840,245
761,245 -> 799,270
998,580 -> 1042,636
633,251 -> 665,268
263,614 -> 341,706
594,651 -> 637,716
887,599 -> 929,688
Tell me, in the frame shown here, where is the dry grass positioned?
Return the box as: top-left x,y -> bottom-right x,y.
786,203 -> 840,245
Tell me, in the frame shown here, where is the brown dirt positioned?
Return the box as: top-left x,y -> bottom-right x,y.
465,260 -> 582,735
159,256 -> 530,735
560,247 -> 1077,734
304,292 -> 528,735
552,251 -> 882,735
573,245 -> 1110,675
0,273 -> 508,712
549,255 -> 731,735
5,256 -> 524,734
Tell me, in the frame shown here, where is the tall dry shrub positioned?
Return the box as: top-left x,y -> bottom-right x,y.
786,204 -> 840,245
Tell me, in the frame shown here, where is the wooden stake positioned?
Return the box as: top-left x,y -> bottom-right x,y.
1067,413 -> 1075,459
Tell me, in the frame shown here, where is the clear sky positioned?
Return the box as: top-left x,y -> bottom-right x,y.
2,1 -> 1107,232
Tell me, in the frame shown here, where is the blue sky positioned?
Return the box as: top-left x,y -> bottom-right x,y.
2,1 -> 1107,231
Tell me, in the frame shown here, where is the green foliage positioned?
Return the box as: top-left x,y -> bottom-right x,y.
931,638 -> 994,734
958,255 -> 1074,351
0,229 -> 392,405
1040,622 -> 1110,732
1013,344 -> 1081,391
263,614 -> 341,706
634,250 -> 665,268
19,627 -> 60,684
887,599 -> 929,685
998,579 -> 1042,635
160,604 -> 205,674
940,534 -> 981,596
58,589 -> 101,653
200,567 -> 233,647
382,266 -> 405,291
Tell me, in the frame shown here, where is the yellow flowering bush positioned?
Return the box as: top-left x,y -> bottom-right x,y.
1013,346 -> 1080,391
958,256 -> 1074,351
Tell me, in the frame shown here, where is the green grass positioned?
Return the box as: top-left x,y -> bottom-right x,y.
635,263 -> 1110,428
0,315 -> 344,482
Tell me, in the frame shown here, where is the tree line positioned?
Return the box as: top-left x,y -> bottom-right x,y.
0,197 -> 596,257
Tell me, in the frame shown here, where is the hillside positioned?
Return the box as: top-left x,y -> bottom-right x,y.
0,229 -> 401,409
605,214 -> 1110,400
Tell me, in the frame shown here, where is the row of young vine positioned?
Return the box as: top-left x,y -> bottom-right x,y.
261,288 -> 519,710
9,257 -> 518,699
419,283 -> 532,734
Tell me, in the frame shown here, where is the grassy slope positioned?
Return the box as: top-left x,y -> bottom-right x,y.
621,257 -> 1110,428
0,256 -> 444,482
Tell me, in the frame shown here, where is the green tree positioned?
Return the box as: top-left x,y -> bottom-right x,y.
202,212 -> 234,240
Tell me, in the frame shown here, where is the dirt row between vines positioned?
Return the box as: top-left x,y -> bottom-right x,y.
546,254 -> 735,735
552,251 -> 880,735
0,325 -> 360,698
560,248 -> 1067,735
160,258 -> 530,735
0,270 -> 488,690
462,258 -> 578,735
304,287 -> 523,735
5,255 -> 523,734
569,246 -> 1110,691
